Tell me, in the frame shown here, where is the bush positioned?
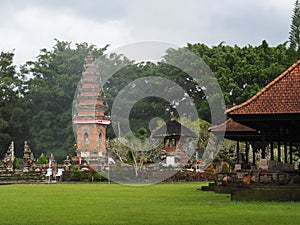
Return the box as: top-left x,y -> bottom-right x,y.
204,164 -> 216,174
221,162 -> 230,173
37,154 -> 48,164
88,168 -> 107,182
70,166 -> 83,181
14,158 -> 24,170
165,170 -> 217,182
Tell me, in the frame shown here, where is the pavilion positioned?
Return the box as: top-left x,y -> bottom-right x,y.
211,60 -> 300,171
153,112 -> 196,153
153,112 -> 196,165
203,60 -> 300,200
209,118 -> 260,167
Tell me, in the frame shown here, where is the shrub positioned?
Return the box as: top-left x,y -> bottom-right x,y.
37,153 -> 48,164
221,162 -> 230,173
89,168 -> 107,182
70,166 -> 83,181
14,158 -> 24,170
204,164 -> 216,174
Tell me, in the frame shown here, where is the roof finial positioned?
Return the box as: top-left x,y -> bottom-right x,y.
84,51 -> 95,71
170,112 -> 175,121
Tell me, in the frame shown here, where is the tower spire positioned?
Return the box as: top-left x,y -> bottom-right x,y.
73,51 -> 111,157
83,51 -> 95,71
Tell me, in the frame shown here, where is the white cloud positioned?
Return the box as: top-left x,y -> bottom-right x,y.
0,5 -> 132,66
0,0 -> 296,67
119,0 -> 294,46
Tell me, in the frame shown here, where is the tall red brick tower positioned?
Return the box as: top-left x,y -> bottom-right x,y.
73,52 -> 110,158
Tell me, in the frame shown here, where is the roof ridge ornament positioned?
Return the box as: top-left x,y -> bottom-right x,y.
170,112 -> 175,121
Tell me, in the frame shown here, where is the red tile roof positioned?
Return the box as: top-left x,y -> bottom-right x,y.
209,118 -> 256,132
227,60 -> 300,115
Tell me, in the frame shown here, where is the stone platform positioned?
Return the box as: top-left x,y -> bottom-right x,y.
201,170 -> 300,201
231,186 -> 300,201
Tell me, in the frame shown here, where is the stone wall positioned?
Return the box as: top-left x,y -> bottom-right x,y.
0,171 -> 46,183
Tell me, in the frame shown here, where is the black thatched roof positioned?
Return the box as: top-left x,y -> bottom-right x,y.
152,120 -> 196,138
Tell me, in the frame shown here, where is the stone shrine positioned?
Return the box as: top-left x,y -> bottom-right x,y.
73,51 -> 111,159
23,141 -> 35,171
3,141 -> 15,171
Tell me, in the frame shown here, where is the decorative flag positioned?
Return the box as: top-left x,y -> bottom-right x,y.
78,153 -> 81,165
108,155 -> 115,164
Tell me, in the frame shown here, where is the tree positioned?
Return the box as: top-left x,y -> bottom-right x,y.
36,153 -> 48,164
187,41 -> 292,108
0,51 -> 25,158
108,133 -> 161,178
289,0 -> 300,59
103,41 -> 292,135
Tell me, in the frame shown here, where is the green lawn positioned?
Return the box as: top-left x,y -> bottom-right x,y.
0,182 -> 299,225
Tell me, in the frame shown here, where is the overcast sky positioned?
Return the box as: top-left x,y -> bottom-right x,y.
0,0 -> 295,67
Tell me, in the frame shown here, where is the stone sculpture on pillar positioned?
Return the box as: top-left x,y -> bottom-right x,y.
3,141 -> 15,171
23,141 -> 35,171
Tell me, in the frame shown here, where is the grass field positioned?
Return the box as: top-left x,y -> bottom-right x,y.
0,182 -> 299,225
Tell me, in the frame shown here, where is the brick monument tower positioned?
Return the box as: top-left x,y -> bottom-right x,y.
73,52 -> 110,158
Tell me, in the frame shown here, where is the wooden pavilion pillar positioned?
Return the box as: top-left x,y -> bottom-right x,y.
270,141 -> 274,161
289,142 -> 293,164
245,141 -> 249,164
277,140 -> 281,162
252,142 -> 256,166
261,130 -> 266,159
236,141 -> 240,164
284,141 -> 288,163
261,147 -> 266,159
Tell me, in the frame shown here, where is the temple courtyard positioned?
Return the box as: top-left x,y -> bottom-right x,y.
0,182 -> 299,225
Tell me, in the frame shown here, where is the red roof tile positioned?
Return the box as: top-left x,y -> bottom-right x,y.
209,118 -> 256,132
227,60 -> 300,115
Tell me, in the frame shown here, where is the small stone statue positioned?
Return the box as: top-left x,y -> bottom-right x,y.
23,141 -> 34,171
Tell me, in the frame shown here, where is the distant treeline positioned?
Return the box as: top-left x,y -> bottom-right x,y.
0,39 -> 297,161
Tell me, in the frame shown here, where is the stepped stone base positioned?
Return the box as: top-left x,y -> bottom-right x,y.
200,170 -> 300,201
231,186 -> 300,201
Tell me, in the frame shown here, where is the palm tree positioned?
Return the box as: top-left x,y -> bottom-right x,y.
289,0 -> 300,59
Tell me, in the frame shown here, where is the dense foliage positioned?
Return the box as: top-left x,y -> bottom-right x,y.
0,38 -> 297,161
290,0 -> 300,59
0,51 -> 25,156
188,41 -> 293,107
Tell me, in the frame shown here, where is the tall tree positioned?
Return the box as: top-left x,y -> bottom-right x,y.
187,41 -> 292,108
0,51 -> 25,157
108,131 -> 161,178
289,0 -> 300,59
